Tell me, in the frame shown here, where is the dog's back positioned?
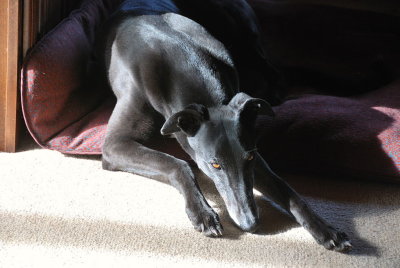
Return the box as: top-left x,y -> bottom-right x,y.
106,4 -> 239,114
100,0 -> 178,73
100,0 -> 281,105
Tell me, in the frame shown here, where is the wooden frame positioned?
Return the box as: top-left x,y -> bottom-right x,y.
0,0 -> 22,152
23,0 -> 39,56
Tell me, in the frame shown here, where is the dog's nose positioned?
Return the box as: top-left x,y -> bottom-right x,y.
239,218 -> 260,233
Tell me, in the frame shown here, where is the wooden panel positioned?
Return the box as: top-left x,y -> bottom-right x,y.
5,0 -> 21,152
0,0 -> 21,152
0,1 -> 7,150
23,0 -> 39,56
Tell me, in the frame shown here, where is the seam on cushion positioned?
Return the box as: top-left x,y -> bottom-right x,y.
43,97 -> 112,144
45,98 -> 115,155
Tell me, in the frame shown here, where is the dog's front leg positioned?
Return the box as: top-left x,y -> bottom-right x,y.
102,136 -> 223,237
253,154 -> 352,252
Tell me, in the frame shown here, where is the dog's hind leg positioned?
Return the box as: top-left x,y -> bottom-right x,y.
102,99 -> 223,237
253,154 -> 352,252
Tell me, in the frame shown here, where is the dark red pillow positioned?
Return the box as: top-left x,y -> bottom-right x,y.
258,80 -> 400,182
21,0 -> 121,154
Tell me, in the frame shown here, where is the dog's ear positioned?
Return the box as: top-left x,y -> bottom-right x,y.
161,104 -> 209,137
229,92 -> 275,117
229,93 -> 274,130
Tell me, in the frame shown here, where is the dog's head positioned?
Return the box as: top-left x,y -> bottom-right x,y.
161,93 -> 274,232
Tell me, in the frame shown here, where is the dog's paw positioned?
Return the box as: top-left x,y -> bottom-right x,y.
186,207 -> 223,237
319,226 -> 352,252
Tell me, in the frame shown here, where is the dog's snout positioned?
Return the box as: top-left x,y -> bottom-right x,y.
227,201 -> 260,233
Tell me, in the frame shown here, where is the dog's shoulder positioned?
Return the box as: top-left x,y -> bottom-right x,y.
161,13 -> 234,67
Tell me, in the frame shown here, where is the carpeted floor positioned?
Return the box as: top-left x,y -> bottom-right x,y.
1,133 -> 400,267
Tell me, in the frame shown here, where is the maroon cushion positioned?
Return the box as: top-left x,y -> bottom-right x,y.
21,0 -> 400,182
257,80 -> 400,182
21,0 -> 121,154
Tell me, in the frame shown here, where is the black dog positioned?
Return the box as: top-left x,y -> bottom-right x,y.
101,0 -> 352,252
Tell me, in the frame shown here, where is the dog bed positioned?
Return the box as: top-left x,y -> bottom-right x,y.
21,0 -> 400,182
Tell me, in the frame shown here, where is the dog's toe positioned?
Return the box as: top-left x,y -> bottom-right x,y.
201,213 -> 224,238
322,229 -> 352,252
189,208 -> 224,237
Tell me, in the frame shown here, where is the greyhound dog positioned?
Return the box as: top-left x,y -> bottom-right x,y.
101,0 -> 352,252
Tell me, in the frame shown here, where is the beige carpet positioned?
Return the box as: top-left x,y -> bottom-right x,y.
1,134 -> 400,268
